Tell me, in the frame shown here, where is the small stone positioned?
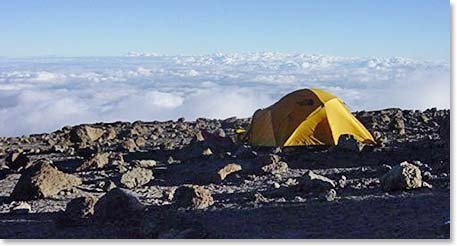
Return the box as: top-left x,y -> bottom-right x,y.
202,148 -> 213,156
120,167 -> 153,189
285,178 -> 298,186
172,185 -> 214,209
10,202 -> 31,214
338,175 -> 347,188
76,152 -> 110,171
64,195 -> 97,222
324,189 -> 337,201
295,171 -> 336,194
120,139 -> 138,152
216,163 -> 242,182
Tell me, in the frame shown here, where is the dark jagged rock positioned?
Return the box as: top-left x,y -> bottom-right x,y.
295,171 -> 337,194
380,161 -> 423,191
60,195 -> 97,225
5,151 -> 31,171
172,185 -> 214,209
93,188 -> 145,223
69,125 -> 105,145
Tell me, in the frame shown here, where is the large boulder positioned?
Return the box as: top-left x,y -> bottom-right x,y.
93,188 -> 145,223
120,167 -> 153,189
172,185 -> 214,209
10,161 -> 82,200
295,171 -> 337,194
5,151 -> 31,172
380,161 -> 423,191
69,125 -> 104,145
76,152 -> 111,171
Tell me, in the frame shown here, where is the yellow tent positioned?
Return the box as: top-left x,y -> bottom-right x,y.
246,88 -> 375,146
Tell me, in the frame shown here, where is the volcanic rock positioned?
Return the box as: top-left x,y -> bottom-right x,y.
93,188 -> 145,223
69,125 -> 104,145
216,163 -> 242,181
261,161 -> 288,175
172,185 -> 214,209
5,151 -> 31,171
380,161 -> 423,191
76,152 -> 110,171
119,139 -> 138,152
10,202 -> 31,214
295,171 -> 337,194
120,167 -> 153,189
62,195 -> 97,224
335,134 -> 363,152
10,161 -> 82,200
323,189 -> 337,202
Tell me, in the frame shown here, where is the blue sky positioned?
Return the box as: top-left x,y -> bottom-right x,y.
0,0 -> 450,59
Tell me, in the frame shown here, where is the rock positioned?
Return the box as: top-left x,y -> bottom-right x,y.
254,154 -> 288,175
380,161 -> 422,191
10,161 -> 82,200
324,189 -> 337,201
5,151 -> 31,171
440,114 -> 450,145
102,179 -> 117,192
120,139 -> 138,152
338,175 -> 347,188
422,181 -> 433,189
133,160 -> 157,168
10,202 -> 31,214
202,148 -> 213,156
63,195 -> 97,223
69,125 -> 104,145
216,163 -> 242,182
120,167 -> 153,189
295,171 -> 336,194
335,134 -> 363,152
392,118 -> 406,135
94,188 -> 145,223
285,178 -> 298,186
76,152 -> 110,171
172,185 -> 214,209
254,192 -> 270,203
261,161 -> 288,175
135,136 -> 147,147
131,124 -> 149,136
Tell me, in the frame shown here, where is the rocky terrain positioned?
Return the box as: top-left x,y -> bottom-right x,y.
0,108 -> 450,239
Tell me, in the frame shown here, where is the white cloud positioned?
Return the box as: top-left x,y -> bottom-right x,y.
0,52 -> 449,136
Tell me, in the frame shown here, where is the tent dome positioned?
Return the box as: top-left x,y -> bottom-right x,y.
246,88 -> 375,146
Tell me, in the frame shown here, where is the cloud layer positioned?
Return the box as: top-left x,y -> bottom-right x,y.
0,53 -> 449,136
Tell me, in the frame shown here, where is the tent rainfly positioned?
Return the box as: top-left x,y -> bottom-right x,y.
246,88 -> 375,147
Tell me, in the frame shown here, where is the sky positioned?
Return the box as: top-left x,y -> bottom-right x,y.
0,0 -> 450,59
0,1 -> 450,136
